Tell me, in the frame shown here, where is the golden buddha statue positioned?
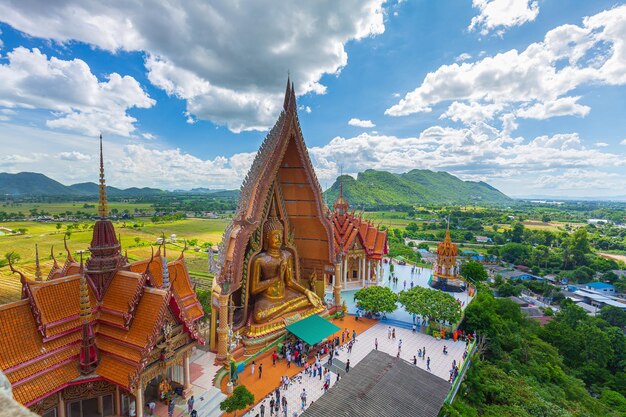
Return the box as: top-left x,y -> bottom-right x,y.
249,211 -> 322,323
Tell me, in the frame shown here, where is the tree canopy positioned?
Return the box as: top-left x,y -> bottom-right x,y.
398,287 -> 462,324
460,260 -> 488,282
220,385 -> 254,417
353,286 -> 398,314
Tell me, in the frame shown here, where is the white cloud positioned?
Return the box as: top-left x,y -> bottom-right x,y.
141,132 -> 156,140
455,53 -> 472,62
469,0 -> 539,35
535,169 -> 621,192
516,96 -> 591,120
594,142 -> 609,147
57,151 -> 91,161
348,118 -> 376,128
0,0 -> 387,132
305,106 -> 312,114
0,47 -> 154,136
621,139 -> 626,145
387,5 -> 626,123
440,101 -> 503,124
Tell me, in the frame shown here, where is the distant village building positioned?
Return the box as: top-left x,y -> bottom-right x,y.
587,218 -> 609,225
475,235 -> 491,243
583,282 -> 616,294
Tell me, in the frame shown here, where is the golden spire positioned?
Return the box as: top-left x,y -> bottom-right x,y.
34,244 -> 42,282
79,253 -> 91,322
98,134 -> 108,219
444,216 -> 452,243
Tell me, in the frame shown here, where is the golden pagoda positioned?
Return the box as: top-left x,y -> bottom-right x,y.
429,223 -> 466,292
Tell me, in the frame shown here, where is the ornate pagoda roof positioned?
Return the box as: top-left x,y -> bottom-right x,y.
216,77 -> 335,291
331,188 -> 388,261
0,139 -> 204,407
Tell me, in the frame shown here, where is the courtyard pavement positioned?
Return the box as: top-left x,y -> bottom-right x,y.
241,321 -> 468,417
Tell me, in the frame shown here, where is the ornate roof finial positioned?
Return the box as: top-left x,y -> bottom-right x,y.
50,245 -> 59,269
98,134 -> 108,219
34,244 -> 42,282
78,252 -> 92,321
161,234 -> 170,290
64,234 -> 76,262
178,239 -> 188,260
444,215 -> 451,243
143,246 -> 155,275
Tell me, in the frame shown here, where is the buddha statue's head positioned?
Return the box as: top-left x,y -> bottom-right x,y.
263,214 -> 284,251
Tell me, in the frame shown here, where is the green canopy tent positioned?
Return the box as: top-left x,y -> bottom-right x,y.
285,315 -> 341,346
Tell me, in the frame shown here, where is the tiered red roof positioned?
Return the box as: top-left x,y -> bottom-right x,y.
0,137 -> 204,407
330,183 -> 388,260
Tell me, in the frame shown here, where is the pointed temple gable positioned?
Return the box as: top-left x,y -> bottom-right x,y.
217,78 -> 335,292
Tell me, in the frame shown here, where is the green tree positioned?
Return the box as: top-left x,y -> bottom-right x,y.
56,222 -> 62,231
353,286 -> 398,314
600,306 -> 626,328
511,222 -> 524,243
399,287 -> 462,325
460,260 -> 488,282
134,237 -> 141,245
220,385 -> 254,417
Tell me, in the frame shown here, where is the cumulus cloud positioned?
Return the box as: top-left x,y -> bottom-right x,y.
0,47 -> 154,136
469,0 -> 539,35
348,118 -> 376,128
0,0 -> 386,132
387,5 -> 626,123
57,151 -> 91,161
516,96 -> 590,120
594,142 -> 609,147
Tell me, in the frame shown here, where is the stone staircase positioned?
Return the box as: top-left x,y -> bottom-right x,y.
194,386 -> 227,417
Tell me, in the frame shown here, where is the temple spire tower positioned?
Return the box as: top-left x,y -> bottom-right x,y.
85,135 -> 125,300
34,244 -> 42,282
161,236 -> 170,290
78,254 -> 98,374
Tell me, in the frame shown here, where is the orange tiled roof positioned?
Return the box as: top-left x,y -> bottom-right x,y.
6,345 -> 79,385
11,361 -> 79,405
96,338 -> 142,363
98,289 -> 168,348
97,355 -> 137,388
331,211 -> 388,261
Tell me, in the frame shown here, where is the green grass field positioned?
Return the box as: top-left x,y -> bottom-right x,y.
1,201 -> 153,216
0,217 -> 227,303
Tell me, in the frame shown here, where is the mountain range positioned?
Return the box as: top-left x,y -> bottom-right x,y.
323,169 -> 512,206
0,170 -> 511,205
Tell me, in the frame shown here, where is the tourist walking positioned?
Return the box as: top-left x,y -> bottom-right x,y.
375,338 -> 378,350
251,360 -> 255,375
167,400 -> 175,417
346,359 -> 350,373
388,326 -> 391,339
272,350 -> 278,366
187,396 -> 194,414
282,397 -> 288,417
413,355 -> 417,365
270,398 -> 275,416
427,356 -> 431,371
352,329 -> 357,341
259,363 -> 263,379
300,388 -> 307,410
275,387 -> 280,404
260,402 -> 266,417
423,346 -> 426,358
392,328 -> 396,340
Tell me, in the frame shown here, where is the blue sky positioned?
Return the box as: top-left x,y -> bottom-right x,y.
0,0 -> 625,198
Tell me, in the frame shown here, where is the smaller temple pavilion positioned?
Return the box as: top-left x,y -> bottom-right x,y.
0,138 -> 204,417
429,225 -> 466,292
331,182 -> 388,289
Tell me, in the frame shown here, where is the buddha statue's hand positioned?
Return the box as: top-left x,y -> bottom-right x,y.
305,289 -> 322,308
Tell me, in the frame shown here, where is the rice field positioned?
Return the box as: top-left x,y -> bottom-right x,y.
0,218 -> 227,304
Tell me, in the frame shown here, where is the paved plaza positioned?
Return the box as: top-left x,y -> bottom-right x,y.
243,322 -> 467,417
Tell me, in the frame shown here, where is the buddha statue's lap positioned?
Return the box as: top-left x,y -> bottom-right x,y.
250,211 -> 322,324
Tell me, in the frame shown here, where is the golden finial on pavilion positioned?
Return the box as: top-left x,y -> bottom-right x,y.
98,134 -> 108,219
79,252 -> 91,322
34,244 -> 42,282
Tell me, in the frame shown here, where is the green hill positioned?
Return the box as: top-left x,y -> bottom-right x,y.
323,169 -> 511,206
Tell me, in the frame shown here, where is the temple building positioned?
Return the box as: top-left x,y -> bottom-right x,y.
0,138 -> 204,417
331,182 -> 388,289
210,78 -> 340,360
429,225 -> 466,292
